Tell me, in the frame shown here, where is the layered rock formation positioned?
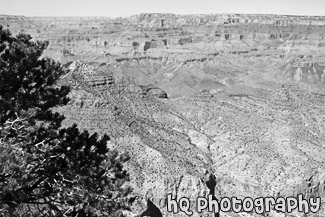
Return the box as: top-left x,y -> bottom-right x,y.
53,61 -> 325,217
2,13 -> 325,98
3,13 -> 325,216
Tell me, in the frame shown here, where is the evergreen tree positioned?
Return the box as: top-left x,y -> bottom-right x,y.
0,25 -> 131,216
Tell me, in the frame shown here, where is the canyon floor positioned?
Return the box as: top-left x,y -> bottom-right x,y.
2,13 -> 325,216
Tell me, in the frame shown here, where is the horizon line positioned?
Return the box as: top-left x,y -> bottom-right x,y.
1,12 -> 325,18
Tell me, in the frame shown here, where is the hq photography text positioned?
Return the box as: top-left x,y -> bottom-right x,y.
166,194 -> 322,216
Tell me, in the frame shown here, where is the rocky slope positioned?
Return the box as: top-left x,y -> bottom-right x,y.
53,61 -> 325,217
3,13 -> 325,216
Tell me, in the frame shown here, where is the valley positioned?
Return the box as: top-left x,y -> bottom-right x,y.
1,13 -> 325,216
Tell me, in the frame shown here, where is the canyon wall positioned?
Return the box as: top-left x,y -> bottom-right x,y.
2,13 -> 325,216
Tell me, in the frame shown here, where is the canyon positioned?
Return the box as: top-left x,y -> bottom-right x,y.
1,13 -> 325,216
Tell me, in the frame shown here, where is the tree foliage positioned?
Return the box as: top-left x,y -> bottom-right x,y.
0,25 -> 131,217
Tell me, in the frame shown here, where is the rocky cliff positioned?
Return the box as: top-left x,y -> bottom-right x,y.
7,13 -> 325,97
3,13 -> 325,216
2,13 -> 325,98
53,61 -> 325,217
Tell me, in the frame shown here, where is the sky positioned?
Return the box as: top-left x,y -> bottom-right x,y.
1,0 -> 325,17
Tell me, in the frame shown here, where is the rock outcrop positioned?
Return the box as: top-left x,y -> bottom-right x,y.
54,62 -> 325,217
3,12 -> 325,216
140,84 -> 168,99
2,13 -> 325,96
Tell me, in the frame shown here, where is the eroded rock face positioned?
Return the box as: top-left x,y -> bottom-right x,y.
54,62 -> 325,217
4,13 -> 325,216
140,199 -> 163,217
173,83 -> 325,198
3,13 -> 325,98
140,84 -> 168,99
57,62 -> 213,216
